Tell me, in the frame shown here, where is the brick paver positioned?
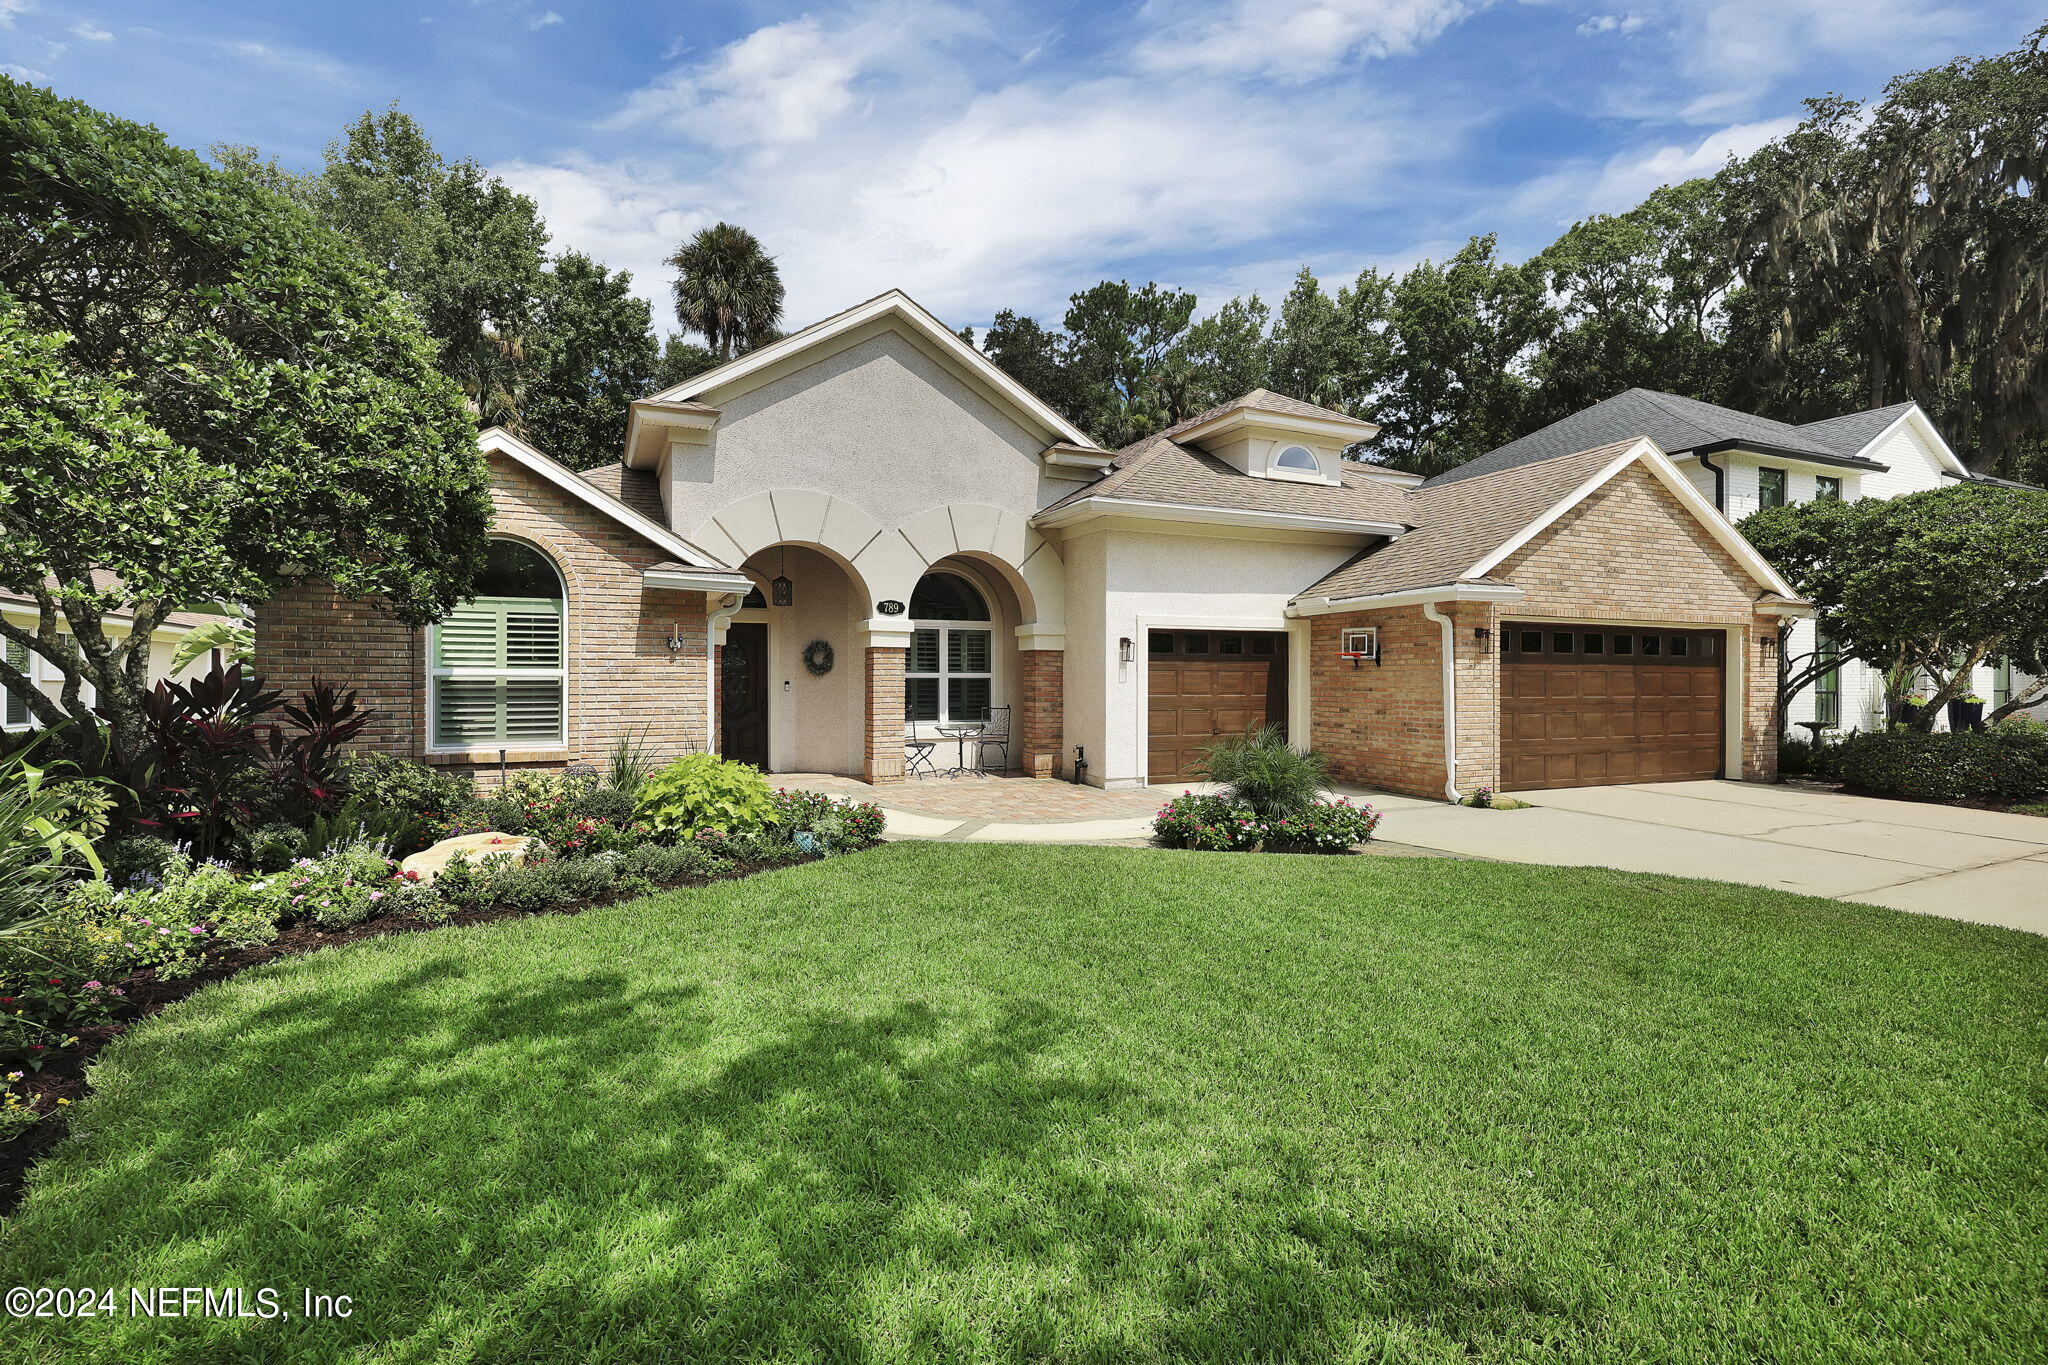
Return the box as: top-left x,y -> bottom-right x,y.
778,772 -> 1165,822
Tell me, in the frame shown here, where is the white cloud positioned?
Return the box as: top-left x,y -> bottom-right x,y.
0,1 -> 25,30
1575,13 -> 1645,37
1133,0 -> 1481,81
1,62 -> 46,81
69,20 -> 112,42
223,39 -> 354,87
528,10 -> 562,30
1511,116 -> 1798,223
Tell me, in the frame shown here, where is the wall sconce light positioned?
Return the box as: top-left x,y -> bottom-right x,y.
770,575 -> 794,607
1118,636 -> 1133,663
666,622 -> 688,653
1759,633 -> 1779,652
1473,626 -> 1492,643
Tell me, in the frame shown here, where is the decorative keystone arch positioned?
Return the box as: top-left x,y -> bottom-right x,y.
891,504 -> 1065,641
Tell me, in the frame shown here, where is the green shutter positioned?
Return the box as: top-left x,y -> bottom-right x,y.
431,595 -> 563,747
4,639 -> 27,727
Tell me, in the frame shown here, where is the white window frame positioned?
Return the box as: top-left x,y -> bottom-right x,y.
1273,444 -> 1321,473
1339,626 -> 1379,660
2,635 -> 30,730
427,541 -> 568,751
904,571 -> 997,727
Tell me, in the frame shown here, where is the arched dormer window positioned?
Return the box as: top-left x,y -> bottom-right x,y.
1273,444 -> 1321,474
430,539 -> 565,748
906,571 -> 992,722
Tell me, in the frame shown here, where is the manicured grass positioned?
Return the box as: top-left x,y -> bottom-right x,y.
3,844 -> 2043,1363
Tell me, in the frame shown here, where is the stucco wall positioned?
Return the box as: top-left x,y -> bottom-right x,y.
1062,523 -> 1357,787
667,327 -> 1068,535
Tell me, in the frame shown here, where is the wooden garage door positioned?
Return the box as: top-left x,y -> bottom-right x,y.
1147,630 -> 1287,784
1501,624 -> 1724,791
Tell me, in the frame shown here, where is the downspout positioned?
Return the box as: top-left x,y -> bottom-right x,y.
1421,600 -> 1461,803
705,592 -> 743,754
1696,450 -> 1726,512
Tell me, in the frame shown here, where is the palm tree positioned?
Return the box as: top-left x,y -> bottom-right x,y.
665,223 -> 784,362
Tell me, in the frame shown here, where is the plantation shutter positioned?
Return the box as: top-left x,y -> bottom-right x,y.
4,639 -> 28,727
432,596 -> 563,747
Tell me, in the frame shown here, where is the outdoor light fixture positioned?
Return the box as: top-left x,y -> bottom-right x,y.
771,575 -> 793,607
1118,636 -> 1133,663
667,622 -> 688,653
1473,626 -> 1492,643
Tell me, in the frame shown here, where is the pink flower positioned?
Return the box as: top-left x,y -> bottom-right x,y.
110,988 -> 125,997
84,981 -> 102,990
189,926 -> 205,935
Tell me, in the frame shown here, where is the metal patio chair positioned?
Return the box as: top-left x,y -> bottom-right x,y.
904,712 -> 939,778
973,705 -> 1012,774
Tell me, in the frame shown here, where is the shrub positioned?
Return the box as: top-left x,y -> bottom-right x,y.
769,789 -> 885,853
1778,737 -> 1813,776
338,752 -> 474,853
0,751 -> 109,939
1196,725 -> 1329,819
635,755 -> 777,838
1153,793 -> 1378,853
1834,724 -> 2048,804
100,834 -> 182,887
613,841 -> 729,884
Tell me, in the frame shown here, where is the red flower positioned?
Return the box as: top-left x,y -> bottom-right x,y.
47,979 -> 61,986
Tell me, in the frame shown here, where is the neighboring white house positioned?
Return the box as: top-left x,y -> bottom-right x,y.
1422,388 -> 2036,732
1,581 -> 226,734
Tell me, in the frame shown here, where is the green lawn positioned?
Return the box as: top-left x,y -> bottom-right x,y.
4,844 -> 2043,1363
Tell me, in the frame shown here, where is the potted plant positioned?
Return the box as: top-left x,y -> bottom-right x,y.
1947,693 -> 1986,732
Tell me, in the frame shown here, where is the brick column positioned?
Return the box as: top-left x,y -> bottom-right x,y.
863,647 -> 907,784
1018,649 -> 1064,779
1742,619 -> 1779,782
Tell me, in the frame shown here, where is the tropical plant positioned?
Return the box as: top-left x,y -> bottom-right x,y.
0,751 -> 109,941
665,223 -> 784,362
1195,725 -> 1331,819
634,754 -> 778,838
168,619 -> 254,674
0,80 -> 491,770
604,728 -> 657,795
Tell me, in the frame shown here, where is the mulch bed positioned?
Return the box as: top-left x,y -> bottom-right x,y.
0,853 -> 818,1218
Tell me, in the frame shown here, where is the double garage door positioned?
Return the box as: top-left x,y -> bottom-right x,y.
1501,623 -> 1726,791
1146,630 -> 1287,784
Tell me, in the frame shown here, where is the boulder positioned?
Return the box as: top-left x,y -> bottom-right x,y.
399,832 -> 537,884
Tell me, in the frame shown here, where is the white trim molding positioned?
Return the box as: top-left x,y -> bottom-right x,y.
1171,405 -> 1380,450
1035,496 -> 1407,538
476,427 -> 745,577
644,566 -> 756,593
1288,581 -> 1524,618
648,290 -> 1097,450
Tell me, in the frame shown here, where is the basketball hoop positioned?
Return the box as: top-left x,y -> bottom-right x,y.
1338,627 -> 1380,668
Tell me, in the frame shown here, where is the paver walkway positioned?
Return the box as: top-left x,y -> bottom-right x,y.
782,772 -> 2048,933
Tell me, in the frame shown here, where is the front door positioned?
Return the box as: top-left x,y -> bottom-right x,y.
721,622 -> 769,768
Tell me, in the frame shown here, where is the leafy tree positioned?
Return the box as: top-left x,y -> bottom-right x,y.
1268,269 -> 1369,417
1061,280 -> 1198,446
1739,484 -> 2048,729
654,334 -> 720,390
522,252 -> 661,470
666,222 -> 784,361
1168,295 -> 1274,419
978,310 -> 1086,422
1720,25 -> 2048,478
0,79 -> 491,764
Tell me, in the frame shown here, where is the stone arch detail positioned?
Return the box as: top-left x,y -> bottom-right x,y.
891,504 -> 1064,632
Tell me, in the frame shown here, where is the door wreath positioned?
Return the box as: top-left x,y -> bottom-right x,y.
802,639 -> 835,676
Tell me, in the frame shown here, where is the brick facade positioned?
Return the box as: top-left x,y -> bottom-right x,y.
1018,649 -> 1064,779
254,452 -> 712,784
862,647 -> 907,784
1306,465 -> 1782,800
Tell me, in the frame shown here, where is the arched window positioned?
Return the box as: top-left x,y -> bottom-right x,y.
431,539 -> 565,747
906,571 -> 993,723
1273,444 -> 1320,473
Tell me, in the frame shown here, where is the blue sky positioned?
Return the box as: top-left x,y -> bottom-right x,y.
3,1 -> 2037,332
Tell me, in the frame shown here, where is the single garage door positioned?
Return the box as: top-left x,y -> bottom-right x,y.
1147,630 -> 1288,784
1501,623 -> 1725,791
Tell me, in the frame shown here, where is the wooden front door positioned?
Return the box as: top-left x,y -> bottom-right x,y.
1146,630 -> 1288,784
720,622 -> 769,769
1500,623 -> 1725,791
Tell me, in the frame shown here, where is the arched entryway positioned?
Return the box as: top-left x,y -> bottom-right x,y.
722,542 -> 872,775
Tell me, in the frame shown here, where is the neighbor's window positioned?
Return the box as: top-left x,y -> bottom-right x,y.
1815,475 -> 1842,500
907,571 -> 992,723
3,638 -> 28,728
1992,658 -> 2011,711
1273,444 -> 1320,474
1815,632 -> 1841,727
430,539 -> 565,748
1759,466 -> 1788,509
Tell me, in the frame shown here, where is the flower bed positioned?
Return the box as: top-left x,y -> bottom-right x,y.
1152,793 -> 1380,852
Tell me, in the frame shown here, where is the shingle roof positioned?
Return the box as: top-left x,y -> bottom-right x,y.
1797,401 -> 1916,456
0,572 -> 232,631
1038,430 -> 1412,525
576,461 -> 667,525
1300,440 -> 1641,602
1423,389 -> 1890,487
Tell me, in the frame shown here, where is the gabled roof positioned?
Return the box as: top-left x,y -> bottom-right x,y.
1424,389 -> 1890,487
645,289 -> 1098,450
1797,401 -> 1918,456
577,461 -> 666,525
1035,423 -> 1411,530
476,428 -> 747,584
1296,437 -> 1801,608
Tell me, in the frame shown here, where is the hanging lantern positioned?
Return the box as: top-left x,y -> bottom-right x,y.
771,575 -> 794,607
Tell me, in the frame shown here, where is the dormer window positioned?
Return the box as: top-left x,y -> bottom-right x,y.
1274,445 -> 1320,473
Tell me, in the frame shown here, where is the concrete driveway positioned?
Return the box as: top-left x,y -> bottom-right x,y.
1372,780 -> 2048,933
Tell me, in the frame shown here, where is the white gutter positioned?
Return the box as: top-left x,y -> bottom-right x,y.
704,591 -> 746,755
1420,600 -> 1462,803
1034,496 -> 1406,538
644,567 -> 754,593
1287,581 -> 1522,618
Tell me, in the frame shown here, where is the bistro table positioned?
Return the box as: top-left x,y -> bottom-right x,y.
934,719 -> 988,776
